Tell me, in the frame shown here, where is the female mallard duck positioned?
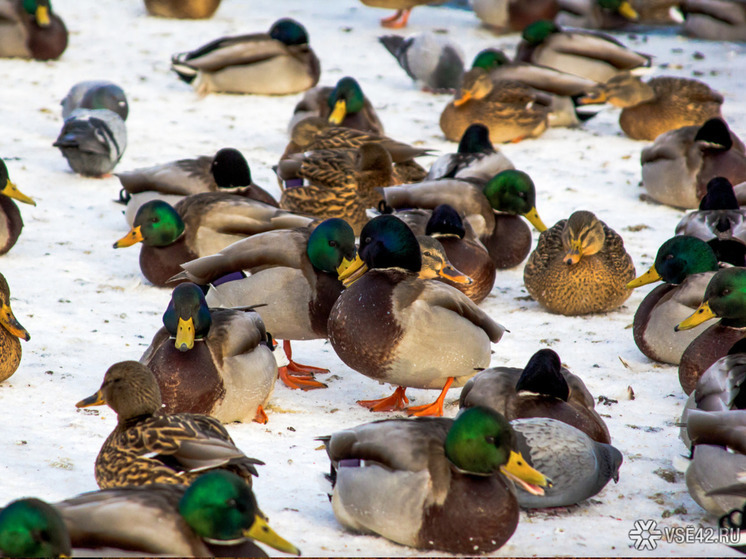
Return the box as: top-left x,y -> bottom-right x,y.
675,177 -> 746,249
113,194 -> 313,287
681,0 -> 746,41
676,267 -> 746,394
641,118 -> 746,209
556,0 -> 640,29
627,236 -> 721,365
328,215 -> 505,416
76,360 -> 264,489
459,348 -> 611,444
277,143 -> 396,235
515,20 -> 651,83
524,210 -> 636,315
322,406 -> 549,554
118,147 -> 278,226
472,0 -> 559,32
0,472 -> 300,557
382,169 -> 548,269
440,68 -> 551,143
144,0 -> 221,19
140,282 -> 278,424
61,80 -> 128,121
0,273 -> 30,383
358,0 -> 447,28
171,18 -> 320,96
578,73 -> 724,141
0,158 -> 35,255
289,76 -> 384,136
0,0 -> 67,60
172,218 -> 356,390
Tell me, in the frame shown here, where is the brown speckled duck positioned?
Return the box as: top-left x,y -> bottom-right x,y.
0,273 -> 30,383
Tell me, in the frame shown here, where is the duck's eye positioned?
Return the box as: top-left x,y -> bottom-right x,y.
722,289 -> 732,296
518,192 -> 527,199
423,251 -> 432,257
364,237 -> 372,244
328,240 -> 337,248
665,254 -> 674,260
485,436 -> 496,444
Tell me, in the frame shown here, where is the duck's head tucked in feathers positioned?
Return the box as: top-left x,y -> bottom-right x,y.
425,204 -> 466,239
515,349 -> 569,401
269,17 -> 309,45
561,210 -> 606,265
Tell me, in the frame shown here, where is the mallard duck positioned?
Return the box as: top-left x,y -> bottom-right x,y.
113,194 -> 313,287
118,147 -> 279,226
140,282 -> 278,424
556,0 -> 640,29
676,267 -> 746,394
359,0 -> 448,28
76,360 -> 264,489
515,20 -> 651,83
510,417 -> 622,508
0,0 -> 67,60
0,472 -> 300,557
53,108 -> 127,177
277,144 -> 396,235
641,118 -> 746,209
460,348 -> 611,443
0,273 -> 30,383
415,234 -> 474,287
425,123 -> 515,183
172,218 -> 356,390
171,18 -> 320,96
383,169 -> 548,269
289,76 -> 384,136
675,177 -> 746,249
627,236 -> 721,365
378,32 -> 464,92
578,73 -> 723,141
472,0 -> 560,32
328,215 -> 505,416
322,406 -> 549,553
681,0 -> 746,41
524,210 -> 636,315
61,80 -> 128,121
0,158 -> 35,255
440,68 -> 551,143
144,0 -> 221,19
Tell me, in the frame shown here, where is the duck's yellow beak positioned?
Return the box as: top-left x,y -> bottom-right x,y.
175,317 -> 195,351
563,240 -> 583,265
76,389 -> 106,408
113,225 -> 143,248
328,99 -> 347,125
453,91 -> 472,107
0,302 -> 30,341
627,265 -> 662,289
245,515 -> 301,556
618,0 -> 639,20
675,301 -> 717,331
500,450 -> 551,496
35,5 -> 51,26
523,207 -> 547,232
2,179 -> 36,206
338,254 -> 368,287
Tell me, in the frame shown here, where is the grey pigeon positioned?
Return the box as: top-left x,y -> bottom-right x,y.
379,32 -> 464,92
53,109 -> 127,177
61,81 -> 129,121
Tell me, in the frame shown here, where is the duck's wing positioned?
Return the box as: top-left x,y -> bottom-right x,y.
116,156 -> 215,196
687,409 -> 746,454
207,308 -> 269,359
459,368 -> 522,413
547,31 -> 651,69
172,32 -> 287,72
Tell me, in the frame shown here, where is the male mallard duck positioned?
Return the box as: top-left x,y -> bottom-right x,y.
113,194 -> 313,287
289,76 -> 384,136
322,406 -> 549,553
524,210 -> 635,315
675,177 -> 746,249
440,68 -> 551,143
460,348 -> 611,443
515,20 -> 651,83
277,143 -> 396,235
690,339 -> 746,413
328,215 -> 505,416
578,73 -> 723,141
171,18 -> 320,96
472,0 -> 560,32
118,147 -> 278,226
359,0 -> 448,28
510,417 -> 622,508
383,169 -> 548,269
140,282 -> 278,424
627,236 -> 721,365
76,360 -> 264,489
641,118 -> 746,209
144,0 -> 221,19
53,108 -> 127,177
676,267 -> 746,394
0,158 -> 35,255
378,32 -> 464,92
556,0 -> 640,29
61,80 -> 128,121
0,0 -> 67,60
173,218 -> 356,390
0,273 -> 30,383
0,472 -> 300,557
681,0 -> 746,41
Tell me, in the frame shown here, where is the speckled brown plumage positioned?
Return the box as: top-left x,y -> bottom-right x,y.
0,273 -> 28,382
290,85 -> 384,135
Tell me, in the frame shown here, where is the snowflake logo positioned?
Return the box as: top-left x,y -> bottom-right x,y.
628,519 -> 662,550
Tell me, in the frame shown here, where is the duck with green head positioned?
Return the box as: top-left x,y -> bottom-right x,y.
0,0 -> 67,60
329,215 -> 505,416
140,282 -> 278,424
172,218 -> 356,390
0,273 -> 30,383
676,267 -> 746,395
628,236 -> 722,365
322,406 -> 549,553
382,169 -> 547,269
0,498 -> 70,558
0,158 -> 35,256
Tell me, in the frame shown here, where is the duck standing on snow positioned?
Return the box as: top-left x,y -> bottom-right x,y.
471,0 -> 560,32
0,0 -> 67,60
53,108 -> 127,177
144,0 -> 221,19
0,158 -> 35,255
358,0 -> 448,28
0,272 -> 30,383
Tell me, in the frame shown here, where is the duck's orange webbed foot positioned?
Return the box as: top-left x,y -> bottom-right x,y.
358,386 -> 409,412
253,405 -> 269,424
279,365 -> 328,390
380,8 -> 411,28
406,377 -> 454,417
283,339 -> 330,374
